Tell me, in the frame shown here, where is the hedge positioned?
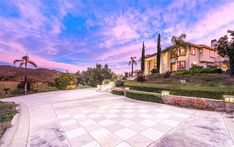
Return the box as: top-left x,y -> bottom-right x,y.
125,90 -> 162,103
112,89 -> 124,95
124,81 -> 234,99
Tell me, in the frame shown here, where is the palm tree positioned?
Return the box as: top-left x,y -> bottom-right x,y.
129,56 -> 137,77
14,54 -> 37,94
170,34 -> 188,59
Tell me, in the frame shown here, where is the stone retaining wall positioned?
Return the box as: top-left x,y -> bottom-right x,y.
162,95 -> 234,113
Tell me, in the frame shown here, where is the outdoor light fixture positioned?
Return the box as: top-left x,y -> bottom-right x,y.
162,91 -> 170,96
124,87 -> 130,90
224,95 -> 234,103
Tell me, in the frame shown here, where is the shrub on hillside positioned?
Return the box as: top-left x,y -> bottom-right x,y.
31,82 -> 48,92
55,73 -> 77,90
176,66 -> 223,75
12,89 -> 25,95
163,71 -> 171,78
136,74 -> 146,82
151,68 -> 158,74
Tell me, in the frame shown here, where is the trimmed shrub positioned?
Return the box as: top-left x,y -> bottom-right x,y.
124,81 -> 234,99
115,80 -> 124,87
11,89 -> 25,95
112,89 -> 124,95
136,74 -> 146,82
151,68 -> 158,74
126,90 -> 162,103
176,66 -> 223,75
55,73 -> 77,90
31,82 -> 48,92
163,71 -> 171,78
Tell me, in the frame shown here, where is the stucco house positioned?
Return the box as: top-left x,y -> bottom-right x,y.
144,41 -> 229,75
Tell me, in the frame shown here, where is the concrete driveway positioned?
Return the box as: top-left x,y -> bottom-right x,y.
2,89 -> 234,147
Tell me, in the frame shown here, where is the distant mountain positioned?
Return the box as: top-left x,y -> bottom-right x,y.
0,65 -> 61,83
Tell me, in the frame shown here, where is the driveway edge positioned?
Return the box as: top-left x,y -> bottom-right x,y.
1,102 -> 29,147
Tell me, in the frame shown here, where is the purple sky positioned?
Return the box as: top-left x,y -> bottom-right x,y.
0,0 -> 234,73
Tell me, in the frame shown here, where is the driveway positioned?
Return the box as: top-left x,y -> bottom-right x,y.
2,89 -> 234,147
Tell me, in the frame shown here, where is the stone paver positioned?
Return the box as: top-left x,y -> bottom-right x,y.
2,89 -> 234,147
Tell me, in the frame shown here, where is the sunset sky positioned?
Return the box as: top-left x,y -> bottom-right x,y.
0,0 -> 234,73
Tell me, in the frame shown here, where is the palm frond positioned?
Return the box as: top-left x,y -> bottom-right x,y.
28,60 -> 37,68
22,55 -> 29,61
13,59 -> 23,64
19,62 -> 25,68
179,34 -> 186,40
129,61 -> 131,65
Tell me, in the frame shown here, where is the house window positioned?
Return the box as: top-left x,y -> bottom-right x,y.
190,48 -> 196,55
178,61 -> 186,70
178,48 -> 186,56
170,51 -> 176,58
210,50 -> 215,58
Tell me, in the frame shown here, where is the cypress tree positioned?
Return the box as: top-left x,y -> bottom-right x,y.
157,33 -> 161,73
141,42 -> 145,73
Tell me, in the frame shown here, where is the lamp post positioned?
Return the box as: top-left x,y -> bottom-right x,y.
161,91 -> 170,96
224,95 -> 234,103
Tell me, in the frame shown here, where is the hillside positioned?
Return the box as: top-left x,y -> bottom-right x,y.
0,65 -> 61,83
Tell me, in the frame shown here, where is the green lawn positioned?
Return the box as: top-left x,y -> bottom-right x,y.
124,73 -> 234,99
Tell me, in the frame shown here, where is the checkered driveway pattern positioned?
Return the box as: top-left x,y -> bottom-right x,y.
53,94 -> 194,147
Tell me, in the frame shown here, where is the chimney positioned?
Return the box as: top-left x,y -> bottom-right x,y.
211,39 -> 217,48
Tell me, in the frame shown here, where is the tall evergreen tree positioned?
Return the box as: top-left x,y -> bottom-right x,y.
141,42 -> 145,73
156,33 -> 161,73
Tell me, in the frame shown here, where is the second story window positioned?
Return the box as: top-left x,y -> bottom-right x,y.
170,51 -> 176,58
178,48 -> 186,56
190,48 -> 196,55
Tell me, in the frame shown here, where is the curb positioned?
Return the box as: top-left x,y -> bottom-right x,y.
223,114 -> 234,145
0,102 -> 29,147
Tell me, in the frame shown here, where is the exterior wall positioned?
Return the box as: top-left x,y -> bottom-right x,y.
199,48 -> 216,63
160,52 -> 170,74
188,47 -> 200,68
144,56 -> 156,75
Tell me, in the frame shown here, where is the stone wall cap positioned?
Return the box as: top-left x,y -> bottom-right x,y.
224,95 -> 234,98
